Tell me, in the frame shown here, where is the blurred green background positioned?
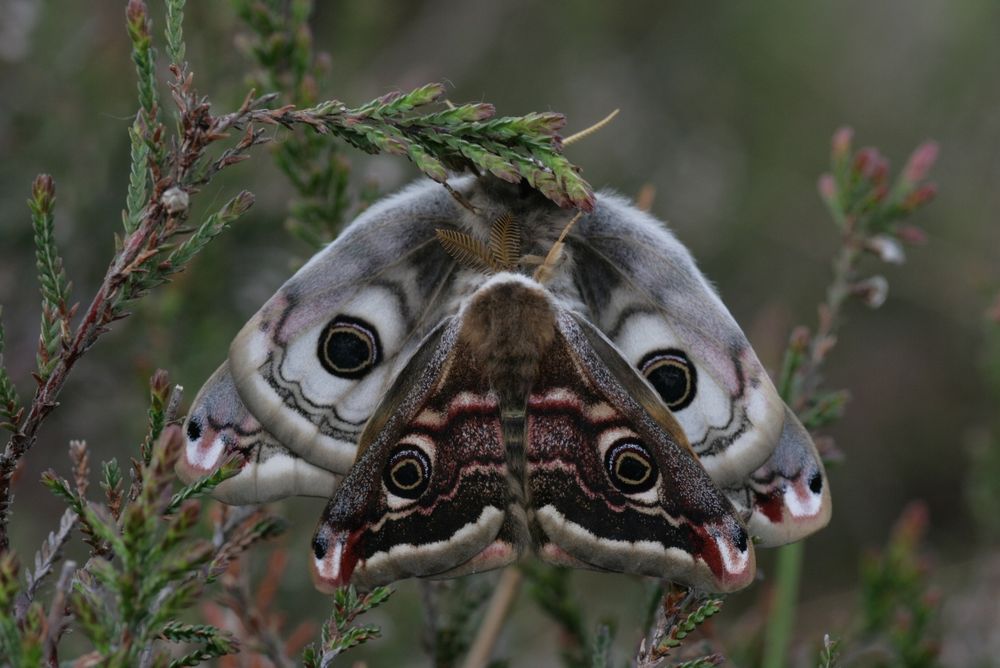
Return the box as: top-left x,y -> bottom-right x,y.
1,1 -> 998,665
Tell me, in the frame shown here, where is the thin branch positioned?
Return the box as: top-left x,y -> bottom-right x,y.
14,507 -> 76,622
43,559 -> 77,666
462,567 -> 523,668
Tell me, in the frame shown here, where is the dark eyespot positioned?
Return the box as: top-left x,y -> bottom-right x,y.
604,439 -> 658,494
317,315 -> 381,379
383,445 -> 431,499
640,349 -> 697,410
808,471 -> 824,494
185,417 -> 202,442
734,525 -> 749,552
312,533 -> 328,559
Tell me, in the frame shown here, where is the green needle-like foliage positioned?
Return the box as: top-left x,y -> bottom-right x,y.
291,84 -> 595,211
33,375 -> 283,666
0,311 -> 21,433
859,504 -> 940,667
764,129 -> 939,668
29,175 -> 71,381
302,585 -> 393,666
126,0 -> 160,140
423,578 -> 496,667
818,634 -> 841,668
234,0 -> 348,247
0,553 -> 45,666
164,0 -> 185,67
656,599 -> 724,653
124,122 -> 150,236
590,624 -> 613,668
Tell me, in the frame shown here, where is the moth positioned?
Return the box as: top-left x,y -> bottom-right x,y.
177,176 -> 831,594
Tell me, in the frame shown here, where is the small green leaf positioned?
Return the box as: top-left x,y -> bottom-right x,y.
0,309 -> 21,432
164,0 -> 186,66
29,174 -> 71,381
166,459 -> 241,513
124,122 -> 150,235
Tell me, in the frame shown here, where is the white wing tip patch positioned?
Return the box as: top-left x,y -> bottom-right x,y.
714,532 -> 751,577
184,431 -> 225,473
784,482 -> 824,518
178,419 -> 231,486
312,534 -> 349,594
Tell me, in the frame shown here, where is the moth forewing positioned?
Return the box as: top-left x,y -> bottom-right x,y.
177,362 -> 341,504
727,406 -> 832,547
568,313 -> 698,459
523,309 -> 756,592
351,318 -> 457,460
226,181 -> 463,476
310,298 -> 531,591
567,200 -> 788,485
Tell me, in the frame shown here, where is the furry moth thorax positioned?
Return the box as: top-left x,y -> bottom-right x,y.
457,274 -> 556,400
178,175 -> 831,594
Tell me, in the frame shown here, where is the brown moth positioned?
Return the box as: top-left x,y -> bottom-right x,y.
178,176 -> 831,593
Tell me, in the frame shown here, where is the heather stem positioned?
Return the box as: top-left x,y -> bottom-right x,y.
761,541 -> 804,668
762,240 -> 857,668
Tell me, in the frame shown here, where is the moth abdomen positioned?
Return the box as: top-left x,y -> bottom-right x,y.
501,404 -> 528,506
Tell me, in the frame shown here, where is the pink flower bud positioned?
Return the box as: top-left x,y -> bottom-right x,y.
895,224 -> 927,245
852,148 -> 872,175
902,183 -> 937,210
150,368 -> 170,399
831,127 -> 854,161
903,141 -> 939,183
853,148 -> 882,180
814,436 -> 844,463
790,325 -> 812,349
126,0 -> 147,24
817,173 -> 837,202
893,501 -> 929,548
32,173 -> 55,199
126,0 -> 150,38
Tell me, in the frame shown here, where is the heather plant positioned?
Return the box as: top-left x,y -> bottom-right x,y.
0,1 -> 959,666
0,0 -> 593,664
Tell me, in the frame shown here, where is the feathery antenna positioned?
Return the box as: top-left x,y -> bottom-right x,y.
436,212 -> 523,273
